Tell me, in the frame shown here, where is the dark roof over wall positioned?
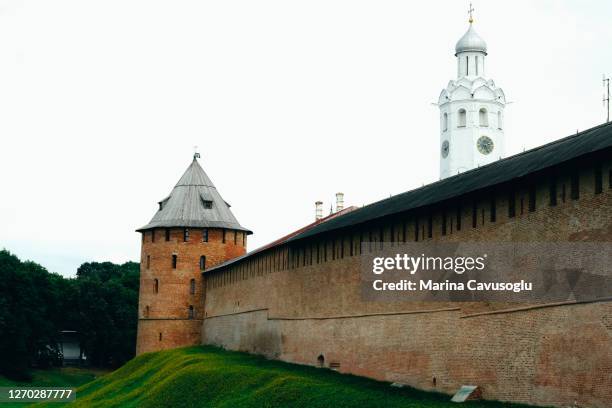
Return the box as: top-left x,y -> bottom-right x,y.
205,121 -> 612,273
289,122 -> 612,243
205,206 -> 358,273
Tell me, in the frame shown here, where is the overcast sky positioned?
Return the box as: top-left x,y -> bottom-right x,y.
1,0 -> 610,276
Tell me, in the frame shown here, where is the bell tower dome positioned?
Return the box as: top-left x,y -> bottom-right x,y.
135,153 -> 251,354
438,8 -> 506,179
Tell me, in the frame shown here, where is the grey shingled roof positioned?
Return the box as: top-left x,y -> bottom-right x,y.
287,122 -> 612,243
137,158 -> 251,233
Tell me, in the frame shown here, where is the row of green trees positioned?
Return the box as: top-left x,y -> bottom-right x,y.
0,249 -> 139,380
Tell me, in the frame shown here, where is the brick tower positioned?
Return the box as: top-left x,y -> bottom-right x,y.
135,154 -> 251,354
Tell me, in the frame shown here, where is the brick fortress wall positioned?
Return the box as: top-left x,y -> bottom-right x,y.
202,157 -> 612,407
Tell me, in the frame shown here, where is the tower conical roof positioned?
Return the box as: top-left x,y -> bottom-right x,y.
137,157 -> 251,233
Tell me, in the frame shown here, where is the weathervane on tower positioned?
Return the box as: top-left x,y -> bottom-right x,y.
193,145 -> 200,160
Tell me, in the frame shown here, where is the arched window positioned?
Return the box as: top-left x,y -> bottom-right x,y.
458,109 -> 467,127
189,279 -> 196,295
188,305 -> 194,319
200,255 -> 206,271
154,278 -> 159,294
497,111 -> 503,129
443,113 -> 448,132
145,306 -> 150,318
317,354 -> 325,368
172,254 -> 177,269
479,108 -> 489,127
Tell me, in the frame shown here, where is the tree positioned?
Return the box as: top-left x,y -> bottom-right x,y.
0,250 -> 140,379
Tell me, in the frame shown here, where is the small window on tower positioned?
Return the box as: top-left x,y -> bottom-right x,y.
479,108 -> 489,127
458,109 -> 467,127
184,228 -> 189,242
172,254 -> 177,269
165,228 -> 170,241
202,228 -> 208,242
443,113 -> 448,132
200,256 -> 206,271
154,278 -> 159,294
595,164 -> 603,194
202,200 -> 213,209
441,212 -> 447,236
456,206 -> 462,231
498,111 -> 503,129
528,185 -> 537,212
508,189 -> 516,218
222,229 -> 226,244
190,279 -> 196,295
571,172 -> 580,200
188,306 -> 194,319
549,177 -> 558,206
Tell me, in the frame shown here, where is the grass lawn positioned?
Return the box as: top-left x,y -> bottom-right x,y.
27,346 -> 538,408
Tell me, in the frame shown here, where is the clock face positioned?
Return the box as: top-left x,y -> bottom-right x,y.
477,136 -> 494,155
441,140 -> 450,158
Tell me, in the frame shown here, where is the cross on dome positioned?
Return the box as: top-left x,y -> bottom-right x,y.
468,3 -> 475,24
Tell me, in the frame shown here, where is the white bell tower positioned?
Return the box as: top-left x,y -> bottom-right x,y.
438,6 -> 506,179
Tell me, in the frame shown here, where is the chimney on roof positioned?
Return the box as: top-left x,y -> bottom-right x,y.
335,192 -> 344,213
315,201 -> 323,220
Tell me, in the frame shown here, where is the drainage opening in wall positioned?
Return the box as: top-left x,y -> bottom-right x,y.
317,354 -> 324,368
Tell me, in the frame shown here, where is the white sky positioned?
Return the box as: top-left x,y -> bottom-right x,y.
0,1 -> 610,276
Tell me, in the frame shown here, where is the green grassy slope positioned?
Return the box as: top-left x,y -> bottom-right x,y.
35,346 -> 535,408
